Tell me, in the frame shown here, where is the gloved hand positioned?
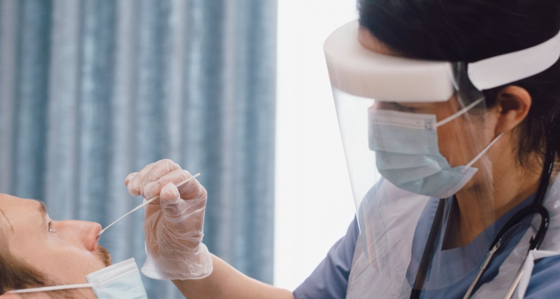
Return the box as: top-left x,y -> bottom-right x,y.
125,159 -> 213,280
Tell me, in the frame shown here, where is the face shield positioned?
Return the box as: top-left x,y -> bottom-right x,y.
325,20 -> 560,295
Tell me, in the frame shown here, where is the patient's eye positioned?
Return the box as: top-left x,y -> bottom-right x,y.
48,221 -> 57,234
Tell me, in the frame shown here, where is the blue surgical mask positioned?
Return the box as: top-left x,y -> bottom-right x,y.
368,98 -> 502,198
6,258 -> 147,299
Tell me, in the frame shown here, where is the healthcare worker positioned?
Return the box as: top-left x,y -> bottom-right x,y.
6,0 -> 560,298
125,1 -> 560,297
99,0 -> 560,298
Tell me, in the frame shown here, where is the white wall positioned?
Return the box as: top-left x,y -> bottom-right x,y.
275,0 -> 358,290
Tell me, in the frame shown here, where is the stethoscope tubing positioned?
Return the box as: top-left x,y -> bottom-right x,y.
461,128 -> 556,299
415,150 -> 554,298
463,204 -> 549,299
410,116 -> 558,299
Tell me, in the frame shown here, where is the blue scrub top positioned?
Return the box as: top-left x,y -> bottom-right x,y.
293,195 -> 560,299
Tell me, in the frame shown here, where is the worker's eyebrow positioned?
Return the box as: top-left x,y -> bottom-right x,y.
0,207 -> 14,232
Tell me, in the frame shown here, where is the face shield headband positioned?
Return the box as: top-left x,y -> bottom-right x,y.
324,20 -> 560,103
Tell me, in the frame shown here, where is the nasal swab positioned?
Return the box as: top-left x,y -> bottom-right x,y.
98,173 -> 201,237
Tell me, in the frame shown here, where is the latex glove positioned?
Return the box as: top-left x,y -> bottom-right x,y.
125,159 -> 213,280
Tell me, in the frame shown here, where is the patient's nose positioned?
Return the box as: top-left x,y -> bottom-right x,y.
57,220 -> 102,252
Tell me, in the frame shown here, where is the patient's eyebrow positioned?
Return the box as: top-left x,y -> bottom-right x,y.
38,201 -> 47,217
0,207 -> 14,232
37,201 -> 48,229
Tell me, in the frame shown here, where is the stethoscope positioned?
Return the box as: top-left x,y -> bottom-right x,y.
410,129 -> 556,299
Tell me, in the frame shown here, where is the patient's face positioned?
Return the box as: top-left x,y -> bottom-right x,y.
0,194 -> 111,290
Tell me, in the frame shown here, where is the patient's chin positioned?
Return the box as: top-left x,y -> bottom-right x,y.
97,246 -> 112,266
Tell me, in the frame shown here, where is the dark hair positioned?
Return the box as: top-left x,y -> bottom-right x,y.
358,0 -> 560,167
0,226 -> 47,294
0,221 -> 75,298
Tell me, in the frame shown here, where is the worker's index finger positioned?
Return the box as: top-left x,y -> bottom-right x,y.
143,169 -> 191,200
124,172 -> 138,186
141,159 -> 181,189
127,162 -> 156,196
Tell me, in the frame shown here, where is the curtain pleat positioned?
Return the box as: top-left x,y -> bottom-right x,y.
0,0 -> 277,297
14,0 -> 51,200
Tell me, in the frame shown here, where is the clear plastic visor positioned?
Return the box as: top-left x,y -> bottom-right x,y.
327,18 -> 557,297
333,83 -> 538,295
334,84 -> 492,209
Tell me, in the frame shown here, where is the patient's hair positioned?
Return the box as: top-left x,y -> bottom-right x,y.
0,222 -> 47,294
0,209 -> 87,299
0,212 -> 77,298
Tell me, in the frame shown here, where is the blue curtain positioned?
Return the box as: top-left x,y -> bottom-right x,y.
0,0 -> 277,298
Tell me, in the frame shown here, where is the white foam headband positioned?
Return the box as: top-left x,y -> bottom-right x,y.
468,30 -> 560,90
324,20 -> 560,102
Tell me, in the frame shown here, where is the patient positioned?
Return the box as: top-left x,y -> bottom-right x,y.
0,194 -> 110,298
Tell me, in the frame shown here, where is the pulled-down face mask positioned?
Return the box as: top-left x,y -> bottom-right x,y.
6,258 -> 147,299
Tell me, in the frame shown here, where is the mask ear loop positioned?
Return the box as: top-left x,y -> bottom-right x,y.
426,95 -> 501,172
462,133 -> 504,171
432,97 -> 485,129
6,283 -> 94,294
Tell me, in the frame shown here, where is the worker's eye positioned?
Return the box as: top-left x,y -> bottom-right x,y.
48,221 -> 57,234
392,102 -> 416,112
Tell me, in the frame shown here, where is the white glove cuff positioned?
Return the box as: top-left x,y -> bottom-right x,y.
141,243 -> 213,281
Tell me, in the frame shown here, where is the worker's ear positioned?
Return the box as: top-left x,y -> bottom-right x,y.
492,85 -> 531,136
